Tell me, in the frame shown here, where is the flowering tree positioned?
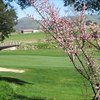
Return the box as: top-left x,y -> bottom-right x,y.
29,0 -> 100,100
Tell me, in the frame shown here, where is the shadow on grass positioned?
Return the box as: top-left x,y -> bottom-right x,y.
0,76 -> 33,85
16,94 -> 46,100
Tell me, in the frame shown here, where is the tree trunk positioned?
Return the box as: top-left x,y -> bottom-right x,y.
92,89 -> 100,100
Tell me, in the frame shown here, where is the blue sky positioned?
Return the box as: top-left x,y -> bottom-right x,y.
11,0 -> 74,19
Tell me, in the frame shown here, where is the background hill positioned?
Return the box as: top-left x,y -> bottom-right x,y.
14,15 -> 100,31
68,15 -> 100,24
86,15 -> 100,24
14,17 -> 40,30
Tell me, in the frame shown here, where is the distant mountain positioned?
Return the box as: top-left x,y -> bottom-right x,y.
14,15 -> 100,31
14,17 -> 40,30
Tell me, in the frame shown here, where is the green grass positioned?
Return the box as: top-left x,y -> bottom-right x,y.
0,49 -> 93,100
0,49 -> 65,57
0,32 -> 97,99
5,32 -> 49,42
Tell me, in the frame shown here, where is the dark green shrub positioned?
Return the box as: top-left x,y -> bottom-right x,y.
34,42 -> 58,49
0,81 -> 17,100
34,42 -> 49,49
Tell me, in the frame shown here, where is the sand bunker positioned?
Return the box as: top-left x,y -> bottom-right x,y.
0,67 -> 25,73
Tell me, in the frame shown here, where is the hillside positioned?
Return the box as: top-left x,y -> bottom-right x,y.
14,17 -> 40,30
14,15 -> 100,31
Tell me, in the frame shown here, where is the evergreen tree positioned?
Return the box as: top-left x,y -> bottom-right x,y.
63,0 -> 100,13
0,0 -> 17,41
6,0 -> 100,13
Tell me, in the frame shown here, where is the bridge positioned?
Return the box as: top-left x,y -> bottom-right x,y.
0,42 -> 20,50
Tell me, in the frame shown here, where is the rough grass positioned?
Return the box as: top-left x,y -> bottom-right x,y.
0,49 -> 65,57
0,49 -> 93,100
